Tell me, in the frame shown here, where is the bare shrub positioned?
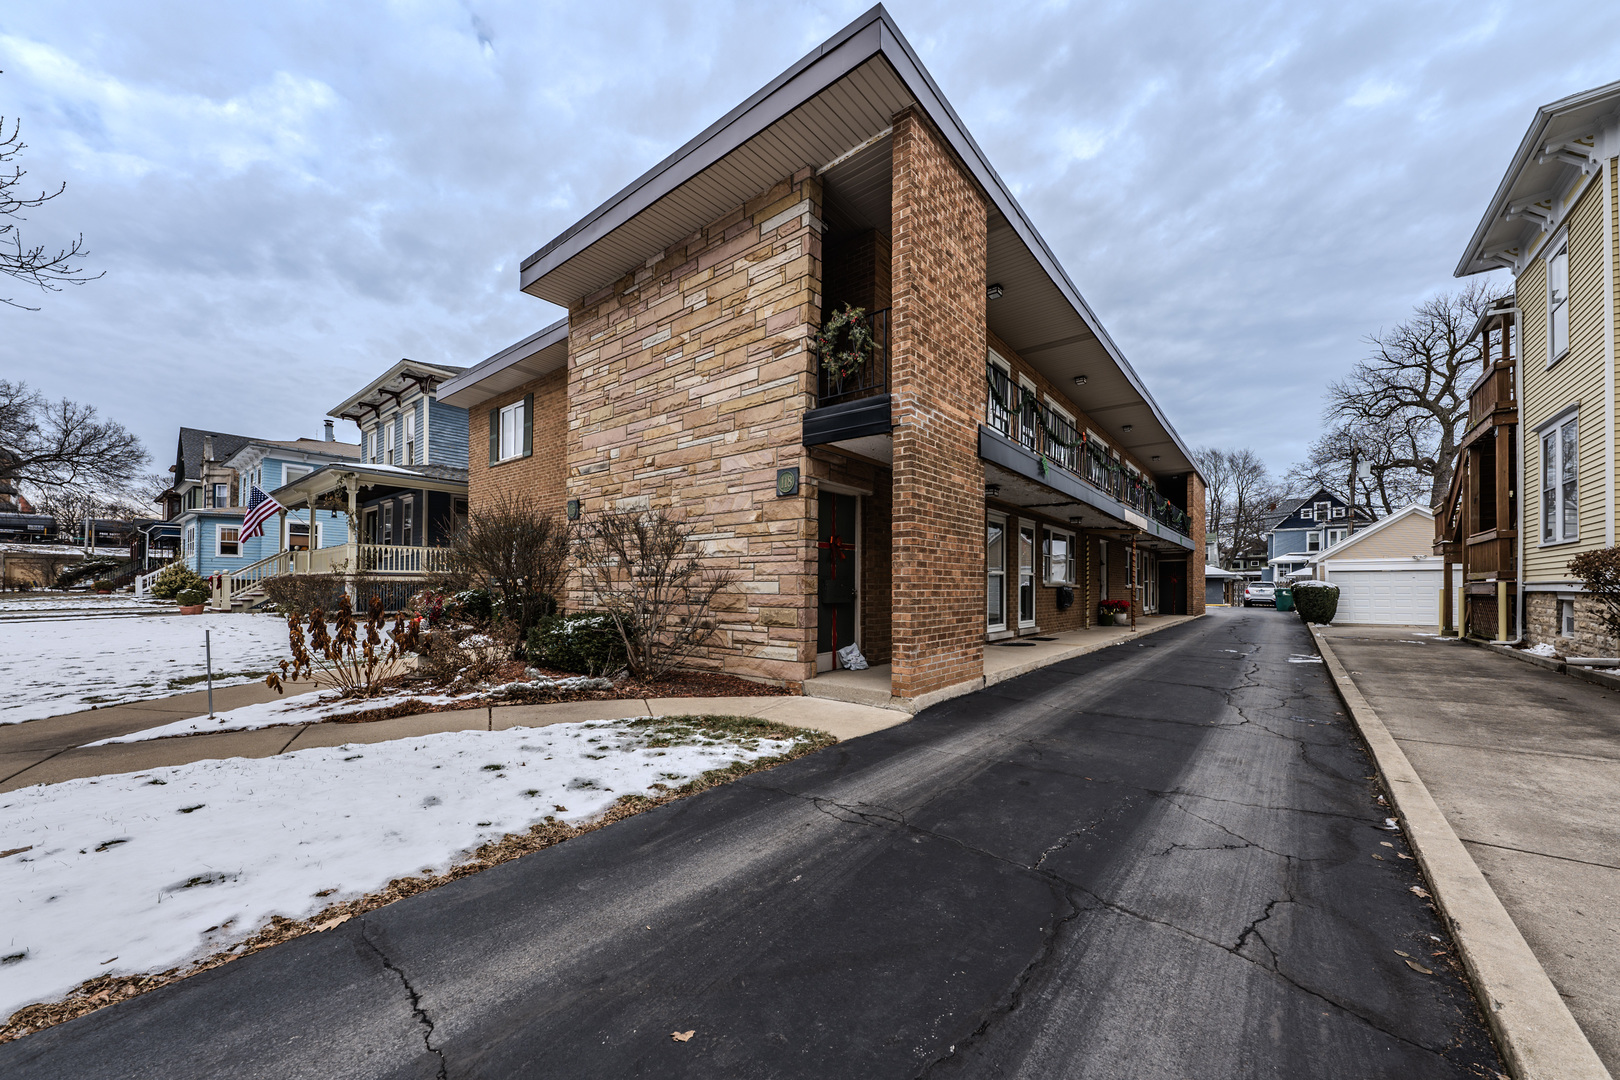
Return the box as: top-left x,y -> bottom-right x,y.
415,621 -> 521,688
428,495 -> 569,635
259,570 -> 349,615
1568,546 -> 1620,646
577,508 -> 735,680
267,597 -> 423,699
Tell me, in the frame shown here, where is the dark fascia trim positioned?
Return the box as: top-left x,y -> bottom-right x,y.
978,427 -> 1193,550
518,4 -> 1201,480
438,317 -> 570,404
1455,78 -> 1620,278
802,394 -> 893,445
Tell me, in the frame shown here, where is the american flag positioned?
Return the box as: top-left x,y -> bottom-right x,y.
240,485 -> 285,541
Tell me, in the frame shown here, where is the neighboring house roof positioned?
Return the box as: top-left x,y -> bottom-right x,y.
257,438 -> 362,459
439,319 -> 569,409
173,429 -> 255,483
1456,78 -> 1620,277
1307,504 -> 1435,564
223,437 -> 362,476
514,4 -> 1200,479
328,360 -> 468,424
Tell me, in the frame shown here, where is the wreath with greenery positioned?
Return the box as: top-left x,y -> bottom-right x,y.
814,303 -> 877,381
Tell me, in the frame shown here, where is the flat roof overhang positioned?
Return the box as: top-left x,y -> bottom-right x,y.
518,4 -> 1199,479
438,318 -> 569,410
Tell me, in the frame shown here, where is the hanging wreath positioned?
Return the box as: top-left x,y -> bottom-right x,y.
814,303 -> 877,381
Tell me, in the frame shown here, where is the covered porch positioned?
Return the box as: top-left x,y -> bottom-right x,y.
211,463 -> 468,611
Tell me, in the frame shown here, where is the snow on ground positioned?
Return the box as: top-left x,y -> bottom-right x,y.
0,613 -> 291,725
1514,642 -> 1561,658
85,689 -> 475,745
0,595 -> 170,620
0,717 -> 804,1020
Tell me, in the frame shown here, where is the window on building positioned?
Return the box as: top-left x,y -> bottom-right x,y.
383,503 -> 393,545
403,410 -> 416,466
184,525 -> 196,557
1306,532 -> 1322,552
209,482 -> 228,508
1541,414 -> 1579,543
1017,377 -> 1038,451
1312,501 -> 1330,521
1045,398 -> 1077,471
498,400 -> 526,461
385,420 -> 396,465
1331,505 -> 1345,519
986,513 -> 1007,632
217,526 -> 240,557
282,464 -> 311,487
1547,238 -> 1570,361
1558,599 -> 1576,638
1043,527 -> 1075,586
987,351 -> 1013,437
402,497 -> 414,547
288,521 -> 311,551
1327,528 -> 1347,547
1018,525 -> 1036,627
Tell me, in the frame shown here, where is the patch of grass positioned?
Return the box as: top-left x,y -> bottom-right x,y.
166,671 -> 272,690
0,715 -> 835,1046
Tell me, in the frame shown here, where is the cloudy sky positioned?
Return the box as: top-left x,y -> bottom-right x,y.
5,0 -> 1620,486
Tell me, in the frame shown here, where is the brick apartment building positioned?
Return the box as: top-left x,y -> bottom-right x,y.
440,6 -> 1205,710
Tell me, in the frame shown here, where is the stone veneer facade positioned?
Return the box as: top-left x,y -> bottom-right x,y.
1525,592 -> 1616,655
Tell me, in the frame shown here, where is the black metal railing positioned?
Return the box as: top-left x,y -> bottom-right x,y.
986,364 -> 1192,538
816,307 -> 890,407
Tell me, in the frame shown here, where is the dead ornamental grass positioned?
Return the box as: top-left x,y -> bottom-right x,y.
0,715 -> 835,1044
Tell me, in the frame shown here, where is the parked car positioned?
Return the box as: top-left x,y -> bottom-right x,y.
1243,581 -> 1276,607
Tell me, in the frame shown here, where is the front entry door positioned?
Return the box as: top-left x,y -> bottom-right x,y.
817,491 -> 858,672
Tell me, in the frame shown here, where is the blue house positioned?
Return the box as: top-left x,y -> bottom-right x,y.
1263,488 -> 1376,582
169,426 -> 361,580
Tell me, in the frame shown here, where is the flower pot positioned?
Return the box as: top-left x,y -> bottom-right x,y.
95,590 -> 112,595
178,604 -> 206,615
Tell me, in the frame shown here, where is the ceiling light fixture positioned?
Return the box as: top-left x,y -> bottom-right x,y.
985,484 -> 1001,497
1121,424 -> 1133,432
1151,455 -> 1161,462
1072,375 -> 1088,386
986,283 -> 1004,300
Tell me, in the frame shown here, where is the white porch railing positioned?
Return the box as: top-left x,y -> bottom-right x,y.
356,543 -> 453,575
134,563 -> 173,598
213,549 -> 292,608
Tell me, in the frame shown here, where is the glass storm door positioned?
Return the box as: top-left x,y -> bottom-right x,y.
987,514 -> 1007,632
1018,525 -> 1036,628
817,492 -> 858,672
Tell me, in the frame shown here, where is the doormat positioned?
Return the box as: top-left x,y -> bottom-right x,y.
1031,636 -> 1057,641
993,641 -> 1037,647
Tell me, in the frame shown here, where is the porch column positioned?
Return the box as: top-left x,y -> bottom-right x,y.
277,508 -> 287,570
1440,552 -> 1453,636
1130,536 -> 1138,630
344,475 -> 360,606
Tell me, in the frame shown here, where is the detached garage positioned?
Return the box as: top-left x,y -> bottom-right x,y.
1305,505 -> 1444,626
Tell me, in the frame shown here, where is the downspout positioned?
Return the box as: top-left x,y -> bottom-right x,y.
1515,307 -> 1527,643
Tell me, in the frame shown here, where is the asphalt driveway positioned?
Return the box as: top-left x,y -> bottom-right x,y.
1,608 -> 1503,1079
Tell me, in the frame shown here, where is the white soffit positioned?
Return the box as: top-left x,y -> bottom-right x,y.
438,319 -> 569,409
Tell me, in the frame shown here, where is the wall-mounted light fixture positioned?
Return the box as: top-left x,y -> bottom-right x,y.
1072,375 -> 1088,386
1068,516 -> 1083,525
985,483 -> 1001,497
986,283 -> 1004,301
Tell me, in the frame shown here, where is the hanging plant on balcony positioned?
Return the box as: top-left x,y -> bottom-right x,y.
814,303 -> 877,381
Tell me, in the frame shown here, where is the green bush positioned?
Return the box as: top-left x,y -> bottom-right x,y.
92,579 -> 115,592
150,562 -> 206,600
1293,582 -> 1340,624
526,613 -> 628,677
176,587 -> 208,607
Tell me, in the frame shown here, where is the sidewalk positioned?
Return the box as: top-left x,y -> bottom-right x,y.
1317,623 -> 1620,1075
0,683 -> 905,793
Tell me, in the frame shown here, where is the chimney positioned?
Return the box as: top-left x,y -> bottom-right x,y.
324,419 -> 335,442
203,435 -> 214,463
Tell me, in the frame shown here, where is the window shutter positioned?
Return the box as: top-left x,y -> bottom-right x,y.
489,408 -> 499,465
522,393 -> 534,458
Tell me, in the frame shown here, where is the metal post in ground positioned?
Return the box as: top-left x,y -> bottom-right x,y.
205,627 -> 214,719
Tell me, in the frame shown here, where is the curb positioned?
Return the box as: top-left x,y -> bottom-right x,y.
1307,625 -> 1611,1080
1454,635 -> 1620,694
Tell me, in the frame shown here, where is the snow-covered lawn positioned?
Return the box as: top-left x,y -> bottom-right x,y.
0,613 -> 291,725
0,595 -> 169,619
0,716 -> 813,1021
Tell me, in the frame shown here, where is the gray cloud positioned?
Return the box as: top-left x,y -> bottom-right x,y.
3,0 -> 1617,481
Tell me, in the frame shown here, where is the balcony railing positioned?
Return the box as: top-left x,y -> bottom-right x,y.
816,307 -> 890,407
1467,361 -> 1515,429
987,363 -> 1191,538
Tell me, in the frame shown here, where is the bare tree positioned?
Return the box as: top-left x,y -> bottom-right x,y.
428,495 -> 570,634
1227,449 -> 1283,562
1327,282 -> 1498,508
1285,418 -> 1430,517
1192,446 -> 1232,564
577,508 -> 736,680
0,381 -> 148,496
1,105 -> 103,310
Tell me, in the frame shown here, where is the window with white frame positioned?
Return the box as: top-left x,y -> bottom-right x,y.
1540,413 -> 1579,543
383,503 -> 393,545
209,482 -> 228,508
403,410 -> 416,466
282,464 -> 311,486
1043,527 -> 1075,586
1547,237 -> 1570,362
1558,599 -> 1576,637
987,351 -> 1013,436
1327,527 -> 1347,547
184,524 -> 196,557
1306,532 -> 1322,552
1017,376 -> 1038,450
402,496 -> 414,547
1044,398 -> 1077,470
369,427 -> 381,463
217,526 -> 240,557
1331,505 -> 1345,519
1312,501 -> 1330,521
986,512 -> 1007,632
385,420 -> 396,465
498,400 -> 526,461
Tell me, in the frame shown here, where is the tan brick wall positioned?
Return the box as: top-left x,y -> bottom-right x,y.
563,170 -> 825,683
889,108 -> 989,699
466,368 -> 568,518
1188,471 -> 1207,615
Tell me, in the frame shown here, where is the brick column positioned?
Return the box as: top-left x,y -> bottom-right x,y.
1188,471 -> 1207,615
888,109 -> 988,701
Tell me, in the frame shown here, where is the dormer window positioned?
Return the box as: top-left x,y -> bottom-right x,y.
1313,501 -> 1330,521
1331,505 -> 1345,519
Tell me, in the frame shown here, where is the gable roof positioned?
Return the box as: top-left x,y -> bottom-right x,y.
1307,503 -> 1434,563
516,4 -> 1198,478
173,429 -> 255,483
1456,78 -> 1620,277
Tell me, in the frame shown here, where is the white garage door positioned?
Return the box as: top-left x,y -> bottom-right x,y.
1329,570 -> 1441,625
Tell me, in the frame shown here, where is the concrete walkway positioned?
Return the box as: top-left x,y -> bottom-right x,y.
1319,623 -> 1620,1074
806,614 -> 1199,710
0,682 -> 905,793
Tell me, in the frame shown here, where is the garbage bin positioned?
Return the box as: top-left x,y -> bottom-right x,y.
1275,586 -> 1294,612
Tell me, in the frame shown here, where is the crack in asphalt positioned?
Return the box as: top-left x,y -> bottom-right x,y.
360,921 -> 449,1080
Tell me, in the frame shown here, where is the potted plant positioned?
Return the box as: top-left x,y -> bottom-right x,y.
1100,599 -> 1131,625
176,587 -> 208,615
92,579 -> 115,595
